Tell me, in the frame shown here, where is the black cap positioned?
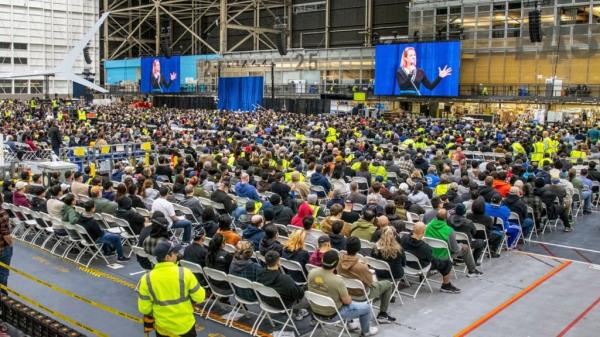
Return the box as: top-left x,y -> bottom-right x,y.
153,240 -> 182,261
322,250 -> 339,268
318,235 -> 330,245
193,227 -> 206,241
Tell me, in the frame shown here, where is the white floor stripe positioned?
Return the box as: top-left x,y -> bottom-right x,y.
527,240 -> 600,255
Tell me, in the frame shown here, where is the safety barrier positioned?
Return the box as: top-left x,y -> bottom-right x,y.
0,260 -> 142,336
58,142 -> 156,173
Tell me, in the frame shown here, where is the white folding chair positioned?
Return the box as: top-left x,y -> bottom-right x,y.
363,256 -> 404,304
423,237 -> 457,279
399,251 -> 433,299
132,246 -> 158,266
279,257 -> 307,285
227,275 -> 262,331
305,263 -> 319,273
305,291 -> 352,337
253,282 -> 300,337
201,267 -> 234,320
73,224 -> 113,267
454,232 -> 473,274
341,277 -> 379,326
473,223 -> 491,262
525,206 -> 539,241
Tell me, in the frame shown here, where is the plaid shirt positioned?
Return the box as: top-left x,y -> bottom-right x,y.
397,159 -> 415,173
523,194 -> 544,221
0,207 -> 11,254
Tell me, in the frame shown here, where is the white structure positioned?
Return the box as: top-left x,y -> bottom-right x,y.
0,0 -> 99,96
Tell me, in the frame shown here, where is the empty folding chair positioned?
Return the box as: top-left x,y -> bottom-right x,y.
305,291 -> 352,337
252,282 -> 300,337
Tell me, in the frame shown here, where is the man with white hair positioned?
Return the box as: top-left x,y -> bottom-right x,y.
306,194 -> 325,218
235,172 -> 261,201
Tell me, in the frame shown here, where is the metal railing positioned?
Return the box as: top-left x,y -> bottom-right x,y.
107,81 -> 600,101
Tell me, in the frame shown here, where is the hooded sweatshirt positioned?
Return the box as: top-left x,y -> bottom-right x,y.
242,224 -> 265,250
259,237 -> 283,256
257,269 -> 304,308
425,218 -> 457,259
282,248 -> 309,282
229,258 -> 264,301
291,202 -> 312,227
328,233 -> 347,251
235,182 -> 260,201
337,254 -> 373,298
319,216 -> 351,236
502,194 -> 528,223
349,219 -> 376,241
308,249 -> 325,266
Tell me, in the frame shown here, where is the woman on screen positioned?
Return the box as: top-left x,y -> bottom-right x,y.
396,47 -> 452,96
150,59 -> 177,93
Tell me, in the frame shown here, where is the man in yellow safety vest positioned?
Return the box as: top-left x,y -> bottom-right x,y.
138,240 -> 205,337
531,138 -> 544,164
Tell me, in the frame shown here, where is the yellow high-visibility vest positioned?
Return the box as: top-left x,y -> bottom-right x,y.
512,142 -> 526,156
57,112 -> 63,121
78,109 -> 87,121
570,150 -> 587,163
137,262 -> 205,336
531,142 -> 544,162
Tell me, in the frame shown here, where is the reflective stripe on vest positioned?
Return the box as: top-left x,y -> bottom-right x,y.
141,267 -> 195,306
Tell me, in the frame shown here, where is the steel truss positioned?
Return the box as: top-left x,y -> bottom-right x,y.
101,0 -> 291,60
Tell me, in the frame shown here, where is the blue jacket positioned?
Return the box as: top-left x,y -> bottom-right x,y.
425,174 -> 440,188
242,225 -> 265,250
235,182 -> 260,201
484,203 -> 511,230
310,173 -> 331,195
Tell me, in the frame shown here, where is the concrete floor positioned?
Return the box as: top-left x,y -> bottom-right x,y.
4,211 -> 600,337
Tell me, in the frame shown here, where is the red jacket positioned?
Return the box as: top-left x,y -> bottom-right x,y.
492,180 -> 511,197
12,191 -> 31,208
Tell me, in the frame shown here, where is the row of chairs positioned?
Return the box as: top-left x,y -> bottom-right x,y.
2,202 -> 137,267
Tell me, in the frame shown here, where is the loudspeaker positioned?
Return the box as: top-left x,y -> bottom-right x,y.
275,31 -> 287,56
83,46 -> 92,64
528,10 -> 542,43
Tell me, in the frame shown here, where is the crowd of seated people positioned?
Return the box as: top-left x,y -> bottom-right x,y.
1,102 -> 600,335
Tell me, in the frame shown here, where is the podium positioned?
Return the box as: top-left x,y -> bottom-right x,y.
36,161 -> 79,187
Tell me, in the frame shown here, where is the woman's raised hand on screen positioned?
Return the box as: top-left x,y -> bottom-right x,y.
438,65 -> 452,78
170,72 -> 177,81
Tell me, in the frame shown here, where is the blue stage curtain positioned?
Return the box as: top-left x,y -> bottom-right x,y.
217,76 -> 264,111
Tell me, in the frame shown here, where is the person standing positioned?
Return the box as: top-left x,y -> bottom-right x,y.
138,240 -> 205,337
0,194 -> 13,295
48,121 -> 62,156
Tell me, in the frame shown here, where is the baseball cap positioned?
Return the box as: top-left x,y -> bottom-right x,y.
317,235 -> 330,245
193,227 -> 206,241
15,181 -> 27,190
153,240 -> 182,261
322,250 -> 339,268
